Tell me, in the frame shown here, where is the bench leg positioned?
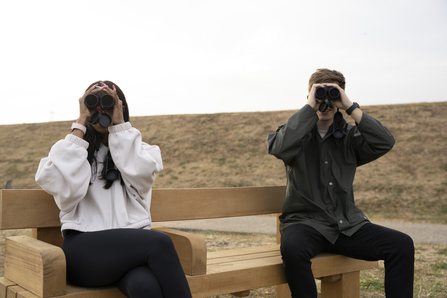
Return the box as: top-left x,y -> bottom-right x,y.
276,284 -> 292,298
321,271 -> 360,298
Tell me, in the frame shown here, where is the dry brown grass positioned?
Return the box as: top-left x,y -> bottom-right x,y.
1,102 -> 446,223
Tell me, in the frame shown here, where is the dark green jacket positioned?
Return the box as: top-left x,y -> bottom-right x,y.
267,104 -> 395,244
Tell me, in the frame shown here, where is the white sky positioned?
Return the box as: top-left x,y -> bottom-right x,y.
1,0 -> 446,125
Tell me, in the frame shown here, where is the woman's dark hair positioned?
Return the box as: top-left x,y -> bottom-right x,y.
83,80 -> 129,189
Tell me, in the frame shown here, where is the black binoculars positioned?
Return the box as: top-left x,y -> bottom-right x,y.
84,91 -> 115,110
315,86 -> 340,112
85,91 -> 115,127
89,111 -> 112,127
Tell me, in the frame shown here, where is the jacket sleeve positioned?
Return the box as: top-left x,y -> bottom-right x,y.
108,122 -> 163,200
267,104 -> 318,165
35,134 -> 91,213
353,112 -> 395,166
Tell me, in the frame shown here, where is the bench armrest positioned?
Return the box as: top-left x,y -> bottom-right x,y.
5,236 -> 66,298
152,226 -> 207,275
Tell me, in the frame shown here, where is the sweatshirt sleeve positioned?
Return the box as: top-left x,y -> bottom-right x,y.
35,134 -> 92,213
267,104 -> 318,165
108,122 -> 163,200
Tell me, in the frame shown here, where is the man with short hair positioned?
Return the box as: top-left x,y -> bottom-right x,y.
267,68 -> 414,297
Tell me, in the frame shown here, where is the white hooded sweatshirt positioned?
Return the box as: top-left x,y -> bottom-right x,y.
35,122 -> 163,235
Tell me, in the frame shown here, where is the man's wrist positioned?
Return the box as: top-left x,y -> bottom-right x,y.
346,102 -> 360,115
307,103 -> 318,112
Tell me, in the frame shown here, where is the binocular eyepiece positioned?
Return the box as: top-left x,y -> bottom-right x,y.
84,91 -> 115,127
315,86 -> 340,112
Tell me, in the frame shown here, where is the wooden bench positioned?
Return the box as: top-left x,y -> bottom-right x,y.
0,187 -> 378,298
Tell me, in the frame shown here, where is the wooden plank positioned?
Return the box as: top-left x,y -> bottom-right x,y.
208,251 -> 280,266
31,228 -> 64,248
16,284 -> 125,298
231,290 -> 250,297
5,236 -> 66,298
51,284 -> 125,298
207,247 -> 280,265
1,187 -> 285,229
187,262 -> 287,298
209,253 -> 377,277
6,285 -> 28,298
151,186 -> 285,221
0,190 -> 60,230
208,245 -> 280,260
321,271 -> 360,298
276,284 -> 292,298
0,278 -> 17,298
207,255 -> 284,274
16,292 -> 39,298
311,253 -> 378,278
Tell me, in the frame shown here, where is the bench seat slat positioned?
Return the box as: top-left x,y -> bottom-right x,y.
208,251 -> 280,265
208,244 -> 280,259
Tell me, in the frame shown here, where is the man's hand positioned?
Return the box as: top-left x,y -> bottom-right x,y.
307,83 -> 325,111
323,83 -> 362,123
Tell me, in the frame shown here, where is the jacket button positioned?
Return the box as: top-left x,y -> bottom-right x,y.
329,182 -> 333,186
339,220 -> 344,224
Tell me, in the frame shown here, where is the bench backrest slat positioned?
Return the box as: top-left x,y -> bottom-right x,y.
151,186 -> 285,221
0,186 -> 285,230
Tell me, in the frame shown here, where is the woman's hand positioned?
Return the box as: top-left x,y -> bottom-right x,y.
100,83 -> 125,125
77,84 -> 102,126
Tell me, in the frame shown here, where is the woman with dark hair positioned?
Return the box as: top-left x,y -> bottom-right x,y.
36,81 -> 192,298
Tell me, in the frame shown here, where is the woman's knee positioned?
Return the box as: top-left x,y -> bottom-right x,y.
151,231 -> 176,253
117,266 -> 163,298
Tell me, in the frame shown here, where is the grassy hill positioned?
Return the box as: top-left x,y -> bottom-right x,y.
1,102 -> 446,223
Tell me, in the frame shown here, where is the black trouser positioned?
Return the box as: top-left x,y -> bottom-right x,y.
280,223 -> 414,298
62,229 -> 192,298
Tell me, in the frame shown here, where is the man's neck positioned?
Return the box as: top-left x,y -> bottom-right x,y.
316,120 -> 334,128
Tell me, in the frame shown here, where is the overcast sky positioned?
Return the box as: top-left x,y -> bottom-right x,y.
1,0 -> 446,125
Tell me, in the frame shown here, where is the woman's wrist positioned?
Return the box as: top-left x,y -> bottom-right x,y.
76,116 -> 89,126
71,123 -> 86,138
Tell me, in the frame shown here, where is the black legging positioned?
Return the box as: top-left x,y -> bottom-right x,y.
62,229 -> 192,298
281,223 -> 414,298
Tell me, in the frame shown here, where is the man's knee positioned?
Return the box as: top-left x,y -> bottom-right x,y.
395,232 -> 414,257
281,227 -> 315,263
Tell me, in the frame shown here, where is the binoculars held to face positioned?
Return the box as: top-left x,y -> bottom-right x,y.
84,91 -> 115,110
315,86 -> 340,112
84,90 -> 115,127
